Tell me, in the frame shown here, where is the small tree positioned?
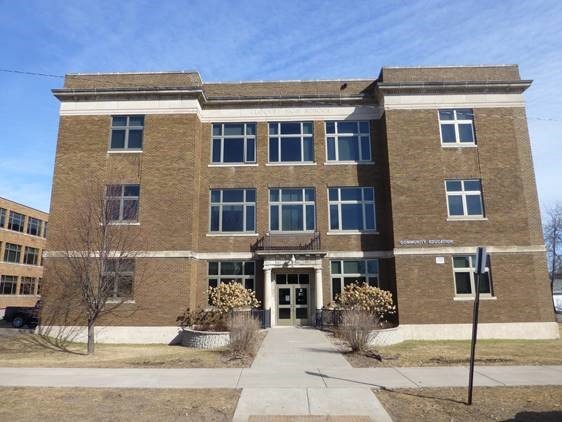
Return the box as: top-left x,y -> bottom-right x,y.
544,203 -> 562,289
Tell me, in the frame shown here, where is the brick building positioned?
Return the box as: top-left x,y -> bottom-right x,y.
0,197 -> 47,314
44,65 -> 558,343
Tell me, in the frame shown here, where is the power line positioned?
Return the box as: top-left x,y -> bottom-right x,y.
0,68 -> 63,79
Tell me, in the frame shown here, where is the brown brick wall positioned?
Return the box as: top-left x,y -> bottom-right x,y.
380,66 -> 521,83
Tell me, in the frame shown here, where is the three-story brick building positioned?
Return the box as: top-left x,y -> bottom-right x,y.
44,65 -> 558,343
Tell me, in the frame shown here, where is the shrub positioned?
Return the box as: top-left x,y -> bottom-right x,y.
176,308 -> 227,331
336,309 -> 378,352
227,312 -> 261,356
336,282 -> 396,319
208,282 -> 261,315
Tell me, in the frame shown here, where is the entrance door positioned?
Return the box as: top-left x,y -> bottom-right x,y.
276,274 -> 310,326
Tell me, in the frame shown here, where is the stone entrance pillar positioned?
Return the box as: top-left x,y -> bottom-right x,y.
315,266 -> 323,327
264,267 -> 272,327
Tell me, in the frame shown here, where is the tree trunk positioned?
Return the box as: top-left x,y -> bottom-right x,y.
87,321 -> 95,354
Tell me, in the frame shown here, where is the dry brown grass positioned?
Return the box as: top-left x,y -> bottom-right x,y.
376,386 -> 562,421
0,331 -> 263,368
338,324 -> 562,367
0,387 -> 240,422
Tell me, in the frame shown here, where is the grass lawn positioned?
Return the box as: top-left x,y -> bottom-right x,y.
0,331 -> 264,368
376,386 -> 562,421
337,324 -> 562,367
0,387 -> 240,421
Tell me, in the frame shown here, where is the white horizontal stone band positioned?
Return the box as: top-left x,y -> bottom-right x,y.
393,244 -> 546,255
383,93 -> 525,110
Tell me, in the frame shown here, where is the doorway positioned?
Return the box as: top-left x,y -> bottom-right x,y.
275,273 -> 310,326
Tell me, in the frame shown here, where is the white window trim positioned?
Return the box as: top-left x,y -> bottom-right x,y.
325,121 -> 372,163
452,255 -> 493,298
268,122 -> 314,164
209,189 -> 256,234
108,115 -> 144,151
330,259 -> 380,300
105,184 -> 141,223
438,109 -> 476,146
328,187 -> 377,232
211,123 -> 257,165
445,179 -> 484,218
269,188 -> 316,232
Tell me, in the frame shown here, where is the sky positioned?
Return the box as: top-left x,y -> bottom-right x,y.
0,0 -> 561,216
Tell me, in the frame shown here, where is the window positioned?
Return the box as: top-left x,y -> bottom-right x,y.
269,188 -> 315,232
4,243 -> 21,263
0,208 -> 5,228
105,184 -> 140,222
102,259 -> 134,300
0,275 -> 17,295
208,261 -> 255,291
439,109 -> 475,145
110,115 -> 144,150
37,278 -> 42,295
20,277 -> 35,295
8,211 -> 25,232
446,180 -> 484,218
269,122 -> 314,163
23,247 -> 39,266
328,187 -> 376,231
453,255 -> 493,297
212,123 -> 256,164
27,217 -> 42,236
210,189 -> 256,233
326,121 -> 371,162
43,222 -> 48,238
330,259 -> 379,300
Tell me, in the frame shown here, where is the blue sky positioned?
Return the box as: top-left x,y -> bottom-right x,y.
0,0 -> 561,216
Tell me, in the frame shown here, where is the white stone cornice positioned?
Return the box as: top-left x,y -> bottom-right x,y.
383,93 -> 525,110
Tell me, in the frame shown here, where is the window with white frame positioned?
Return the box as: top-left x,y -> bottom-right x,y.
269,188 -> 315,232
445,180 -> 484,218
0,275 -> 17,295
453,255 -> 492,297
269,122 -> 314,163
102,259 -> 134,300
110,115 -> 144,150
105,184 -> 140,222
208,261 -> 255,291
330,259 -> 379,300
27,217 -> 42,236
4,243 -> 21,263
328,187 -> 376,231
326,121 -> 371,162
8,211 -> 25,232
439,109 -> 475,145
19,277 -> 35,295
210,189 -> 256,233
0,208 -> 6,228
23,247 -> 39,266
212,123 -> 256,164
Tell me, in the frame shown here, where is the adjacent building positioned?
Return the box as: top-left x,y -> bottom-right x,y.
0,197 -> 47,313
44,65 -> 558,343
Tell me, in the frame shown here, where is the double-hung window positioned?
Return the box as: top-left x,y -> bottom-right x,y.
105,184 -> 140,223
20,277 -> 35,295
8,211 -> 25,232
326,121 -> 371,162
445,180 -> 484,218
328,187 -> 376,232
269,188 -> 315,232
439,109 -> 475,145
212,123 -> 256,164
27,217 -> 42,236
0,208 -> 6,228
110,115 -> 144,150
102,259 -> 134,300
210,189 -> 256,233
453,255 -> 493,297
0,275 -> 17,295
4,243 -> 21,263
23,247 -> 39,266
330,259 -> 379,300
269,122 -> 314,163
208,261 -> 255,291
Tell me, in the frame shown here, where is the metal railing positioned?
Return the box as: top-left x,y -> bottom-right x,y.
252,232 -> 321,252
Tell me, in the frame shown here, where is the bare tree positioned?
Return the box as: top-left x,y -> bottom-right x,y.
43,178 -> 143,354
544,202 -> 562,289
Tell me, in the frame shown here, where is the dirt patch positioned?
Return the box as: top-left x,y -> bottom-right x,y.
0,331 -> 265,368
375,386 -> 562,421
330,324 -> 562,367
0,387 -> 240,421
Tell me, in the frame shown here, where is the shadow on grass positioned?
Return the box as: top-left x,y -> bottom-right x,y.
0,327 -> 87,356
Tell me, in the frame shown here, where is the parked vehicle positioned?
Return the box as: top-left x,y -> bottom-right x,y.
2,301 -> 41,328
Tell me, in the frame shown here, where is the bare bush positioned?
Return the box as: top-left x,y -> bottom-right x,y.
227,312 -> 261,356
336,310 -> 379,353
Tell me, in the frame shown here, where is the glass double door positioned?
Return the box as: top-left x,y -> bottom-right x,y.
276,274 -> 310,326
